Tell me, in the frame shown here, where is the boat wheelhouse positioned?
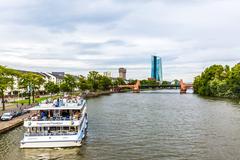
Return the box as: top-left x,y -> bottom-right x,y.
20,97 -> 88,148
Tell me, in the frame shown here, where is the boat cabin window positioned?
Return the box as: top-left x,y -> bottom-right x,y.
27,126 -> 78,136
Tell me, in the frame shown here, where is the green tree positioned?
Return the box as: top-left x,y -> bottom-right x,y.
228,64 -> 240,98
113,78 -> 126,87
140,79 -> 159,86
77,75 -> 91,91
87,71 -> 101,91
128,79 -> 137,85
60,74 -> 77,93
44,81 -> 60,96
19,72 -> 45,104
173,79 -> 180,85
99,76 -> 113,91
60,83 -> 70,93
195,65 -> 224,96
193,76 -> 201,93
193,64 -> 240,98
0,66 -> 17,110
162,81 -> 170,85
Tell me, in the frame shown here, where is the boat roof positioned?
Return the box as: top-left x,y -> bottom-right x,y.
27,100 -> 86,111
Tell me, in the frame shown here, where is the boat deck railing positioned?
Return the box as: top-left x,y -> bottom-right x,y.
26,115 -> 82,121
24,132 -> 78,137
39,99 -> 85,108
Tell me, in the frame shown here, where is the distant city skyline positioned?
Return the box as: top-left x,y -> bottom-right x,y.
0,0 -> 239,82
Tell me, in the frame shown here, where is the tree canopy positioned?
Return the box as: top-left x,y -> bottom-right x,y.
60,74 -> 77,93
19,72 -> 45,103
113,78 -> 126,87
193,64 -> 240,98
44,81 -> 60,95
140,79 -> 159,86
0,66 -> 17,110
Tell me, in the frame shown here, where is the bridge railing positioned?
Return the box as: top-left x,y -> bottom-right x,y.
140,85 -> 180,88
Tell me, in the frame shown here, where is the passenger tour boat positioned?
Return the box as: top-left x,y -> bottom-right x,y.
20,97 -> 88,148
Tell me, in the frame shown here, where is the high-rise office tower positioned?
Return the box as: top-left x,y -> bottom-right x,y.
119,68 -> 127,80
151,56 -> 163,82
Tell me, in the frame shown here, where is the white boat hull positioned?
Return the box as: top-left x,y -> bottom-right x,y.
20,140 -> 82,148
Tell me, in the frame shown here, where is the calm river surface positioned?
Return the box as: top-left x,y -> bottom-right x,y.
1,90 -> 240,160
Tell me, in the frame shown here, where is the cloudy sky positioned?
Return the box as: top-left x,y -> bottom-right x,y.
0,0 -> 239,82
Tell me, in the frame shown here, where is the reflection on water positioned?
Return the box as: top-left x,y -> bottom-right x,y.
141,88 -> 194,94
1,90 -> 240,160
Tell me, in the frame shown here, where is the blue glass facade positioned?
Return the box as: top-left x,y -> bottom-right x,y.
151,55 -> 163,81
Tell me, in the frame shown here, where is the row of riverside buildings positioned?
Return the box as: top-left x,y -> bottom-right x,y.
6,67 -> 128,96
5,71 -> 65,96
5,68 -> 128,96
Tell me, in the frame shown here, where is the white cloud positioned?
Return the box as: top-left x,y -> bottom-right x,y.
0,0 -> 239,82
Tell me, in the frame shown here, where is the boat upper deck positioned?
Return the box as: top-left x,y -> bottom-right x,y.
27,98 -> 86,111
23,98 -> 87,125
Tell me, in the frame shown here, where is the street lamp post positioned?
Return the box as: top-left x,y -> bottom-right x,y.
27,83 -> 32,105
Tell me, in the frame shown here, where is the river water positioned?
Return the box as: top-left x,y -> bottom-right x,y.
1,90 -> 240,160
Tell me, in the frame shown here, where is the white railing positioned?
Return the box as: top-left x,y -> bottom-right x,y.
25,116 -> 81,121
24,132 -> 77,137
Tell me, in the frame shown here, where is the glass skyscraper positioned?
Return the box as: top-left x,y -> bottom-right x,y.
151,55 -> 163,82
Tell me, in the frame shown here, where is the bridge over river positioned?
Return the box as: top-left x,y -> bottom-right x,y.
118,79 -> 193,93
